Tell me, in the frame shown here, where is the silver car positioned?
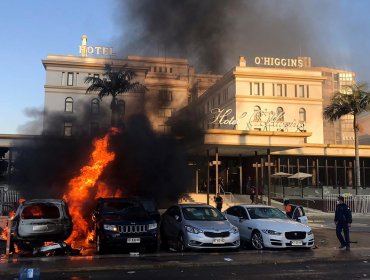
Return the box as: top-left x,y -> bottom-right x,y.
160,203 -> 240,251
11,199 -> 73,247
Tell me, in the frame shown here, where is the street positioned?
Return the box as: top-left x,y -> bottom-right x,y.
1,222 -> 370,280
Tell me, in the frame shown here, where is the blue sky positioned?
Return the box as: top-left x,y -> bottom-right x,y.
0,0 -> 117,134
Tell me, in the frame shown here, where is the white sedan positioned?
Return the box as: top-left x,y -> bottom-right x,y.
224,205 -> 314,250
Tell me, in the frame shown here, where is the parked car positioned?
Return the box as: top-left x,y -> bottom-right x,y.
92,197 -> 158,254
160,203 -> 240,251
224,204 -> 314,250
11,199 -> 73,248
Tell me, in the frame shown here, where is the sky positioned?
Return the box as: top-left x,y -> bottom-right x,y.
0,0 -> 117,134
2,0 -> 370,135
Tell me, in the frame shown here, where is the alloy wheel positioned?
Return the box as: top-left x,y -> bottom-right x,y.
251,231 -> 264,250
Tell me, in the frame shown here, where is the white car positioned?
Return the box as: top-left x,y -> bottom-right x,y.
224,205 -> 314,250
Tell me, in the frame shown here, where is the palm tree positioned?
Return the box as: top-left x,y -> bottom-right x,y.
323,83 -> 370,190
85,64 -> 146,127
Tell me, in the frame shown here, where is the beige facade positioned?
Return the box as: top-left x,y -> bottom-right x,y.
42,54 -> 220,135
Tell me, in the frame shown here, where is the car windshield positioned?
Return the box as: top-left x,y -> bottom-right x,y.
102,201 -> 149,219
21,203 -> 60,219
182,207 -> 226,221
102,201 -> 137,213
247,207 -> 288,219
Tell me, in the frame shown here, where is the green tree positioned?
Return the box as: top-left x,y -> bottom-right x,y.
323,83 -> 370,189
85,64 -> 146,127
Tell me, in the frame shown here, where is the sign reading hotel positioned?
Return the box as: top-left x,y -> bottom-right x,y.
79,35 -> 114,57
254,56 -> 309,68
209,108 -> 306,132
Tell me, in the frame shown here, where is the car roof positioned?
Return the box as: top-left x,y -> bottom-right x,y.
233,204 -> 276,209
176,203 -> 212,208
22,199 -> 65,205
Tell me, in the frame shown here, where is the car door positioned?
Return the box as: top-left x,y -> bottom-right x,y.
243,207 -> 254,241
164,206 -> 182,242
225,206 -> 248,240
237,207 -> 251,241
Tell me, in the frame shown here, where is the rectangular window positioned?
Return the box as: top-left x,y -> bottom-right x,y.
159,125 -> 171,134
285,84 -> 287,97
159,108 -> 173,118
299,85 -> 305,98
154,67 -> 157,72
64,122 -> 72,137
67,72 -> 74,86
159,90 -> 173,103
306,85 -> 310,98
159,67 -> 162,72
254,83 -> 260,95
262,83 -> 265,96
170,68 -> 173,73
276,84 -> 283,96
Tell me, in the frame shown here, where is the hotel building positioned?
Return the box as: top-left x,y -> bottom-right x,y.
2,36 -> 370,200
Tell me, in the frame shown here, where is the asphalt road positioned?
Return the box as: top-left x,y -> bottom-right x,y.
37,260 -> 370,280
1,213 -> 370,280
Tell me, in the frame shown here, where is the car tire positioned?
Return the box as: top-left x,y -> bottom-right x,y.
251,230 -> 264,250
177,233 -> 187,252
96,234 -> 107,254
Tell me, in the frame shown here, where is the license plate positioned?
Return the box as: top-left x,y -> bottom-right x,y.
32,225 -> 48,231
291,240 -> 303,246
212,238 -> 225,244
127,238 -> 140,243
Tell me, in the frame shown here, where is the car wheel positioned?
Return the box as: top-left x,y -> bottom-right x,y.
177,233 -> 187,252
251,230 -> 264,250
96,234 -> 106,254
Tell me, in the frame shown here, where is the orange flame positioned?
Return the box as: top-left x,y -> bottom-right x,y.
1,211 -> 15,241
63,133 -> 115,247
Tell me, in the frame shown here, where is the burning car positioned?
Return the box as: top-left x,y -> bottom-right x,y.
10,199 -> 73,249
92,198 -> 158,254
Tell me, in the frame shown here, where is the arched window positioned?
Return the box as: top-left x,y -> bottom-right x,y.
276,107 -> 284,121
65,97 -> 73,113
91,98 -> 100,114
253,106 -> 261,121
299,108 -> 306,122
118,100 -> 125,118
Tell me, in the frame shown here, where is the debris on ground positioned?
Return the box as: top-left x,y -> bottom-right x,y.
33,242 -> 80,257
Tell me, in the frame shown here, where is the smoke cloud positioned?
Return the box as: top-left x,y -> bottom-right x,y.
115,0 -> 370,81
13,104 -> 190,207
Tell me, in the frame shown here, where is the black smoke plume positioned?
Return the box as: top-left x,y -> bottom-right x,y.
13,104 -> 190,207
116,0 -> 370,81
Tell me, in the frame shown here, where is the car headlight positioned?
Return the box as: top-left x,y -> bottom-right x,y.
230,226 -> 239,234
261,229 -> 282,235
307,230 -> 313,235
148,223 -> 157,230
185,225 -> 203,234
103,224 -> 118,232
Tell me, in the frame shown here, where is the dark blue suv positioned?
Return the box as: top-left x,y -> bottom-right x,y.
92,198 -> 158,254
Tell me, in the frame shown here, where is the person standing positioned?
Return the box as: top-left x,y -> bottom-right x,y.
214,193 -> 223,211
335,196 -> 352,250
249,186 -> 256,204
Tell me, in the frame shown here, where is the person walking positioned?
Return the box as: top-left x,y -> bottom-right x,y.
334,196 -> 352,250
214,193 -> 223,211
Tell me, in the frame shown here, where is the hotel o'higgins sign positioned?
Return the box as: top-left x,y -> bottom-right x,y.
209,108 -> 306,132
